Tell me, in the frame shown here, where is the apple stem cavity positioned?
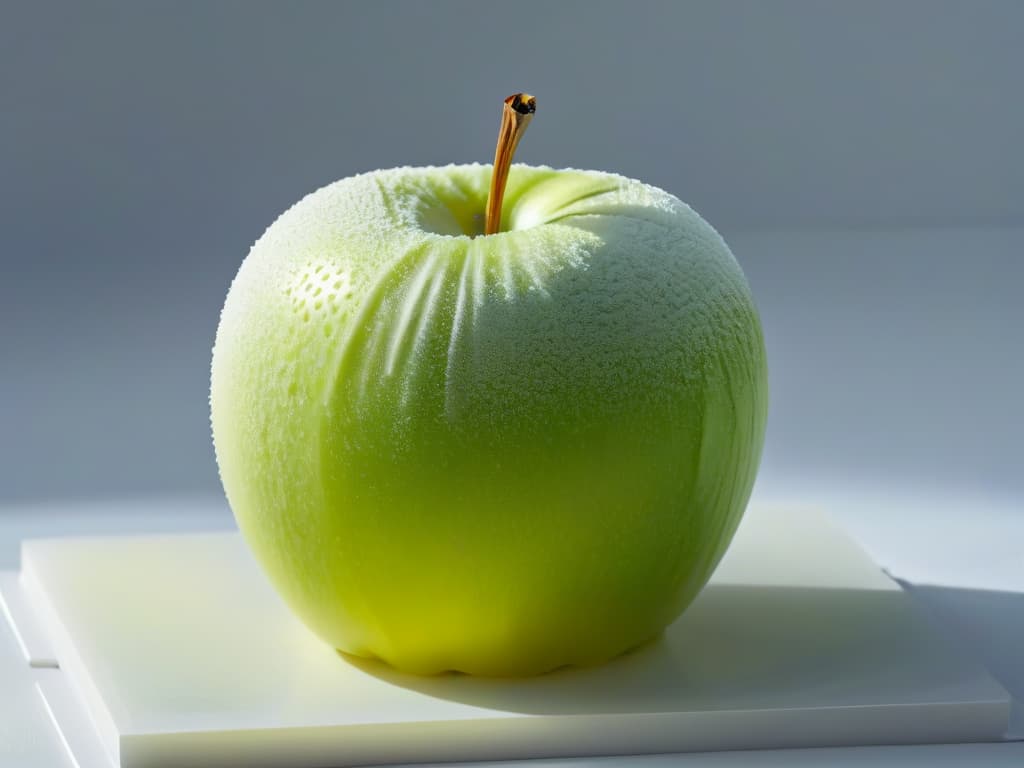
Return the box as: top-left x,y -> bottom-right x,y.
484,92 -> 536,236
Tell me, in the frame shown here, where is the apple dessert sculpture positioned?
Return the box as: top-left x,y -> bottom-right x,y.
212,94 -> 767,676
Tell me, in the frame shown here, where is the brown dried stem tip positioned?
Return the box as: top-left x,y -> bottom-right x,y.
484,93 -> 536,235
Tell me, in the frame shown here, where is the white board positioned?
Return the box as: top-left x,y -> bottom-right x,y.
3,505 -> 1011,768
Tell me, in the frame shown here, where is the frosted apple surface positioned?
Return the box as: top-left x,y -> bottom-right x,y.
211,164 -> 768,676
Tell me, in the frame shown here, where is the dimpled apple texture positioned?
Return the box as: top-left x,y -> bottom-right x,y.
211,164 -> 768,676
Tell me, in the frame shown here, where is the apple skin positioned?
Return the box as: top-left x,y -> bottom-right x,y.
211,164 -> 767,676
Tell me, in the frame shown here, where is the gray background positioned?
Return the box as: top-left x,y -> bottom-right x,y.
1,0 -> 1021,505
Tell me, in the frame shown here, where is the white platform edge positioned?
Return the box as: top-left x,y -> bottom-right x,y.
3,570 -> 114,767
0,571 -> 58,667
17,560 -> 123,768
35,670 -> 116,768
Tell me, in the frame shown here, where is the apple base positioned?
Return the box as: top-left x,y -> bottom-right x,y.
0,504 -> 1012,768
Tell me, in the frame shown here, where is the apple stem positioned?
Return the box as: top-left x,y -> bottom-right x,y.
484,93 -> 536,235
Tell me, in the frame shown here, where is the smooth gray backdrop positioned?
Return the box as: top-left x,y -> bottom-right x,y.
1,1 -> 1022,504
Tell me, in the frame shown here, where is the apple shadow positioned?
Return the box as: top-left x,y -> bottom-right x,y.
344,583 -> 1009,720
899,582 -> 1024,739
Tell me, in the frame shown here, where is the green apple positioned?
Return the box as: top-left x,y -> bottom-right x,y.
211,161 -> 768,676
